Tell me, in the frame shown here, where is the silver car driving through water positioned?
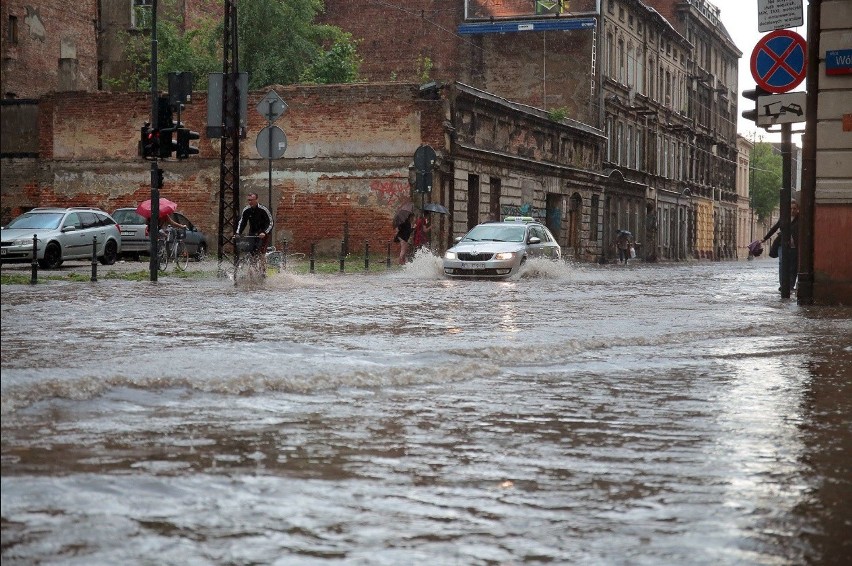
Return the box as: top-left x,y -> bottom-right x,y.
443,216 -> 561,278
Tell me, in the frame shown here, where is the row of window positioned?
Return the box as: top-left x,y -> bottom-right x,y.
605,31 -> 687,111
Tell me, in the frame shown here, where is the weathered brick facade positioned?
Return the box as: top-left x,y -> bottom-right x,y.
2,81 -> 611,260
319,0 -> 600,126
1,84 -> 439,255
1,1 -> 99,98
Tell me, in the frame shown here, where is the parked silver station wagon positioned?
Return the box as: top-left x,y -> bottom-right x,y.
443,217 -> 561,279
1,207 -> 122,269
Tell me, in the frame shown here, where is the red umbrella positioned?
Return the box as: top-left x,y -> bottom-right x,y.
136,198 -> 178,220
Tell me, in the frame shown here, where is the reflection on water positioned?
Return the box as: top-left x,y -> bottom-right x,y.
2,258 -> 851,564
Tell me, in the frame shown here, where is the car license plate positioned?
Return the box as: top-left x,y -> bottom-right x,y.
460,262 -> 474,270
1,248 -> 6,256
122,230 -> 135,236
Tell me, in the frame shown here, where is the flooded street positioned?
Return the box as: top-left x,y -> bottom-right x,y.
2,257 -> 851,565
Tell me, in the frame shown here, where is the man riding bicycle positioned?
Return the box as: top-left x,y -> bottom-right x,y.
236,192 -> 274,269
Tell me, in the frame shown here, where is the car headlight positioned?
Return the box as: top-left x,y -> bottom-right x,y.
494,252 -> 515,260
13,238 -> 37,246
444,251 -> 457,260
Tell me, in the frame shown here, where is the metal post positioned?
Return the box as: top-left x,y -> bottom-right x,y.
30,234 -> 38,284
780,123 -> 792,299
90,236 -> 98,282
339,240 -> 345,273
386,241 -> 392,268
309,242 -> 315,274
280,239 -> 287,272
148,0 -> 159,282
364,241 -> 370,271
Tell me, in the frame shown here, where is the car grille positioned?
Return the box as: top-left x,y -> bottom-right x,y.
457,252 -> 495,261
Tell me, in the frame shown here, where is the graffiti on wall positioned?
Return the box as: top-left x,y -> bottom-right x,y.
500,203 -> 545,221
369,179 -> 410,205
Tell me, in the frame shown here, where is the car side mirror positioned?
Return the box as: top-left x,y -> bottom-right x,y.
528,236 -> 541,244
454,236 -> 462,242
62,225 -> 77,233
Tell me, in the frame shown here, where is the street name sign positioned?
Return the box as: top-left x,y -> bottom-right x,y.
750,30 -> 807,93
826,49 -> 852,75
757,0 -> 804,33
755,91 -> 807,126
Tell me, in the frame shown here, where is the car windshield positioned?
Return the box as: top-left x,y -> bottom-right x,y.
5,212 -> 64,230
461,224 -> 526,243
112,210 -> 146,224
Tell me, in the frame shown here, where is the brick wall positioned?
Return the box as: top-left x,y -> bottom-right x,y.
1,83 -> 443,255
320,1 -> 599,124
1,0 -> 99,98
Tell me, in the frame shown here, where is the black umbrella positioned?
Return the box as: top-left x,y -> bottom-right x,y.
393,202 -> 414,228
618,229 -> 633,239
422,202 -> 449,215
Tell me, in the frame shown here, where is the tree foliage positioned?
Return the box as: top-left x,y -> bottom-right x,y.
750,141 -> 783,222
107,0 -> 360,92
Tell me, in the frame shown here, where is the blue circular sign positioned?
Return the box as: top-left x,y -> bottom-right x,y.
750,30 -> 807,93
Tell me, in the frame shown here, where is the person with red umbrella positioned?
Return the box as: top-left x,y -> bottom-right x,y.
136,198 -> 186,236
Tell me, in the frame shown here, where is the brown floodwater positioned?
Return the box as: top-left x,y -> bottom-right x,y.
2,255 -> 851,565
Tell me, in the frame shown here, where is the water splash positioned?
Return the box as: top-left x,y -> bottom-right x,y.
401,248 -> 445,280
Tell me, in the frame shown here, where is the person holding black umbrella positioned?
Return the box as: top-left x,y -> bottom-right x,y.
392,202 -> 415,265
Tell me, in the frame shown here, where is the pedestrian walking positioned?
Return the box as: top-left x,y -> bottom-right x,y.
413,211 -> 431,251
762,200 -> 799,291
394,212 -> 414,265
615,230 -> 632,264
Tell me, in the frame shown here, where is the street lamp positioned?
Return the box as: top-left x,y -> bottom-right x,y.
676,188 -> 692,261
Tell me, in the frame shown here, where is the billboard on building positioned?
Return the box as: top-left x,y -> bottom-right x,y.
466,0 -> 567,20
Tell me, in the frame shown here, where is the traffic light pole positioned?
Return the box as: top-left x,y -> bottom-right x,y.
148,0 -> 160,282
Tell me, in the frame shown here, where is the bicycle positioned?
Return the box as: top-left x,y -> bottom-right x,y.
234,234 -> 266,284
157,227 -> 190,272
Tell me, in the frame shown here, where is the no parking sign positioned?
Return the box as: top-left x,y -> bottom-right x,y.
750,30 -> 807,93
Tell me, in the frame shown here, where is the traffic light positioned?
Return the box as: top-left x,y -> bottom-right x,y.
156,95 -> 179,158
152,167 -> 164,189
140,122 -> 151,158
139,122 -> 159,159
176,127 -> 200,158
741,86 -> 771,124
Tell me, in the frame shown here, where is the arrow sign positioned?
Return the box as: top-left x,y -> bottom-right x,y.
756,91 -> 807,126
751,30 -> 807,93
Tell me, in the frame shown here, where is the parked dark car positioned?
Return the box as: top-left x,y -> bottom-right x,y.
1,207 -> 122,269
111,208 -> 208,261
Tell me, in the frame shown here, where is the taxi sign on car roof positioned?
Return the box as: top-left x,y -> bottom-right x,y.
503,216 -> 535,223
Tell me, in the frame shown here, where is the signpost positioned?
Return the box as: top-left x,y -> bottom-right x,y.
255,90 -> 288,250
757,0 -> 803,33
750,29 -> 807,93
755,91 -> 807,126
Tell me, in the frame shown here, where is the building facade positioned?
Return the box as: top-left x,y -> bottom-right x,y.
1,0 -> 99,98
735,134 -> 753,255
805,0 -> 851,303
322,0 -> 743,262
